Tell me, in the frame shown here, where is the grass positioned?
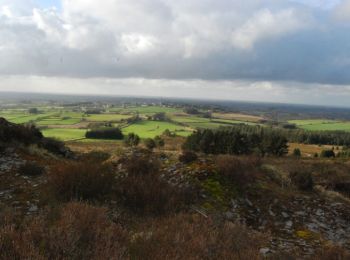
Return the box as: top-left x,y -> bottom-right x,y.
123,120 -> 192,138
113,106 -> 182,115
42,128 -> 87,141
289,119 -> 350,132
6,114 -> 55,124
36,118 -> 82,125
172,116 -> 257,129
211,112 -> 263,122
85,114 -> 131,122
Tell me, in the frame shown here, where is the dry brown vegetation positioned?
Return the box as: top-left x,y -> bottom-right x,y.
216,155 -> 261,190
47,161 -> 115,202
0,202 -> 128,260
117,155 -> 196,216
129,213 -> 265,260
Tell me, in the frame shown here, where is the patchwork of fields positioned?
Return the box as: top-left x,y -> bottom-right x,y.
289,119 -> 350,132
0,105 -> 262,141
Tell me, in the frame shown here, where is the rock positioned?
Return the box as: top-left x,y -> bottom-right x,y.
225,211 -> 234,220
28,205 -> 38,212
259,248 -> 271,255
245,198 -> 253,207
285,221 -> 293,229
315,209 -> 324,216
282,212 -> 289,218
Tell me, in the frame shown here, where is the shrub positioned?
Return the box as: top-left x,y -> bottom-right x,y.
47,162 -> 115,202
124,133 -> 140,147
18,162 -> 45,176
117,156 -> 194,215
40,137 -> 72,157
0,118 -> 43,145
86,128 -> 123,140
163,129 -> 175,137
129,214 -> 265,259
154,136 -> 165,148
320,149 -> 335,158
80,151 -> 111,162
28,108 -> 39,114
216,155 -> 261,189
0,202 -> 127,259
144,138 -> 156,150
179,151 -> 198,164
293,148 -> 301,157
289,171 -> 313,191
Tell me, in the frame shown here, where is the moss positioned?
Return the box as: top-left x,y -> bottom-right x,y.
296,230 -> 319,240
202,179 -> 226,203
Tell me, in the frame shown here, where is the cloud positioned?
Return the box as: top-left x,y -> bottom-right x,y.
1,75 -> 350,107
333,0 -> 350,21
231,8 -> 306,50
0,0 -> 350,89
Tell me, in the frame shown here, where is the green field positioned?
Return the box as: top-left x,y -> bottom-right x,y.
289,119 -> 350,132
85,114 -> 131,122
172,116 -> 256,129
123,120 -> 192,138
41,129 -> 87,141
1,113 -> 56,124
113,106 -> 182,115
36,117 -> 82,125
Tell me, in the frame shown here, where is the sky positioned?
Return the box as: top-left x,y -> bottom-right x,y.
0,0 -> 350,107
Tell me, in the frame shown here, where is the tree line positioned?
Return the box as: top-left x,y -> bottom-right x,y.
183,126 -> 288,156
183,124 -> 350,156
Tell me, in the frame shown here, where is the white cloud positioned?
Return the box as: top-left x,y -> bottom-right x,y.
333,0 -> 350,21
231,8 -> 307,50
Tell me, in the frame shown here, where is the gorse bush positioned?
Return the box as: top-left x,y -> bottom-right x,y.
48,161 -> 115,202
216,155 -> 261,189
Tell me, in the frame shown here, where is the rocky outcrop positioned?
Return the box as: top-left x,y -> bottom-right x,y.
0,118 -> 73,158
0,117 -> 43,144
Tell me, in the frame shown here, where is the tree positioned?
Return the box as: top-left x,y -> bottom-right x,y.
183,126 -> 288,157
152,112 -> 167,121
163,129 -> 175,137
293,148 -> 301,157
184,107 -> 199,115
154,136 -> 165,148
124,133 -> 140,147
85,128 -> 123,140
144,138 -> 156,150
320,149 -> 335,158
28,108 -> 39,114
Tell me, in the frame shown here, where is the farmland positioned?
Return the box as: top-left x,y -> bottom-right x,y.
2,101 -> 350,143
0,104 -> 262,141
122,120 -> 192,138
289,119 -> 350,132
